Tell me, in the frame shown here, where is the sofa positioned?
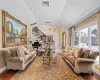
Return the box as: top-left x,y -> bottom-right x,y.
62,46 -> 99,74
1,45 -> 36,70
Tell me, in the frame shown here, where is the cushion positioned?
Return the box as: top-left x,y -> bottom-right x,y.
74,48 -> 83,58
17,47 -> 25,58
89,51 -> 99,59
24,54 -> 33,63
27,45 -> 34,52
81,49 -> 90,58
66,56 -> 76,66
9,47 -> 18,57
21,46 -> 30,55
1,49 -> 11,57
64,47 -> 69,52
69,51 -> 74,56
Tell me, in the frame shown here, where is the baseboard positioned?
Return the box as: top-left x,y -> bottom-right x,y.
94,68 -> 100,75
0,66 -> 6,73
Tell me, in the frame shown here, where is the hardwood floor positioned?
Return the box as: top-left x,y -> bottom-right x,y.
0,70 -> 17,80
0,70 -> 100,80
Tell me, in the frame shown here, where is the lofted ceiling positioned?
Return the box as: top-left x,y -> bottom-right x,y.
24,0 -> 100,29
24,0 -> 67,26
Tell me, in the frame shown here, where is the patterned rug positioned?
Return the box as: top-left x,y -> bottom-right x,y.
10,55 -> 83,80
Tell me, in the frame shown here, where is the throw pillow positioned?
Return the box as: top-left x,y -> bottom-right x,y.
17,47 -> 25,58
74,48 -> 83,58
9,47 -> 18,57
89,51 -> 99,59
81,49 -> 90,58
21,46 -> 30,55
69,52 -> 74,56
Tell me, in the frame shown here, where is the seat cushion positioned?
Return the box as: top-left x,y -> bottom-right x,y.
30,51 -> 36,55
24,54 -> 33,63
74,48 -> 83,58
67,56 -> 76,66
63,53 -> 76,66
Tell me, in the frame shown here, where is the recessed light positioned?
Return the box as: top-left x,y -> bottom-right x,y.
59,8 -> 62,11
31,8 -> 34,11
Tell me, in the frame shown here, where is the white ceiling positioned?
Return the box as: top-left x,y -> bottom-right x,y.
0,0 -> 100,29
25,0 -> 67,25
24,0 -> 100,29
0,0 -> 38,27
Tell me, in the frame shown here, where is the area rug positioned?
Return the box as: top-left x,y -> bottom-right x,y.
10,55 -> 83,80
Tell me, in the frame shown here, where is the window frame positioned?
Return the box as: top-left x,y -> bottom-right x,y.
74,21 -> 98,50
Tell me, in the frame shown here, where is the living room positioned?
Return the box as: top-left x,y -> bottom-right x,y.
0,0 -> 100,80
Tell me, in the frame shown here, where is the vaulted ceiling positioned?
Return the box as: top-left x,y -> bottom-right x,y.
24,0 -> 100,29
0,0 -> 100,29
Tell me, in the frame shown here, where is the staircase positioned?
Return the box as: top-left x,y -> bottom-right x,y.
32,27 -> 55,49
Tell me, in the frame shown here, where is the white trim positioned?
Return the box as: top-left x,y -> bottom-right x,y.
0,66 -> 7,73
94,68 -> 100,75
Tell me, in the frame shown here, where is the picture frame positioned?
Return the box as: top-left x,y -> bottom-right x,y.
2,10 -> 27,48
62,31 -> 66,49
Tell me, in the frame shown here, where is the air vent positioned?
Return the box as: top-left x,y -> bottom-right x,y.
46,22 -> 50,23
42,1 -> 49,7
30,22 -> 37,26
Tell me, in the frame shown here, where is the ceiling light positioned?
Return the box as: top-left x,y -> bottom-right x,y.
31,8 -> 34,11
59,8 -> 62,11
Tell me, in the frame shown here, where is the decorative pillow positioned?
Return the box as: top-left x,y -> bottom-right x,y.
81,49 -> 90,58
27,45 -> 34,52
17,47 -> 25,58
9,47 -> 18,57
89,51 -> 99,59
21,46 -> 30,55
1,49 -> 12,57
69,52 -> 74,56
74,48 -> 83,58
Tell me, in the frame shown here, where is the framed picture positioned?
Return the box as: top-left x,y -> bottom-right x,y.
2,10 -> 27,48
62,32 -> 66,49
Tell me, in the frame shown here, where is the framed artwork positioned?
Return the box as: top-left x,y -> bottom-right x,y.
2,10 -> 27,48
62,32 -> 66,49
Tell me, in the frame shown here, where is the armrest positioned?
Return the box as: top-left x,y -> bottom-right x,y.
77,58 -> 96,63
6,57 -> 24,61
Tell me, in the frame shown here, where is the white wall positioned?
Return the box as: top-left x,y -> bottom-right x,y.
0,0 -> 38,48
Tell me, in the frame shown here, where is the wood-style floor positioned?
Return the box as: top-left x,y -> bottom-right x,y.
0,70 -> 100,80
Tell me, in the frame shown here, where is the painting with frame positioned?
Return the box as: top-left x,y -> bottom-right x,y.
2,10 -> 27,48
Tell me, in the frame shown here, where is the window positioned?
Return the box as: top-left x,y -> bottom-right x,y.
91,26 -> 98,46
74,22 -> 98,51
79,28 -> 88,48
